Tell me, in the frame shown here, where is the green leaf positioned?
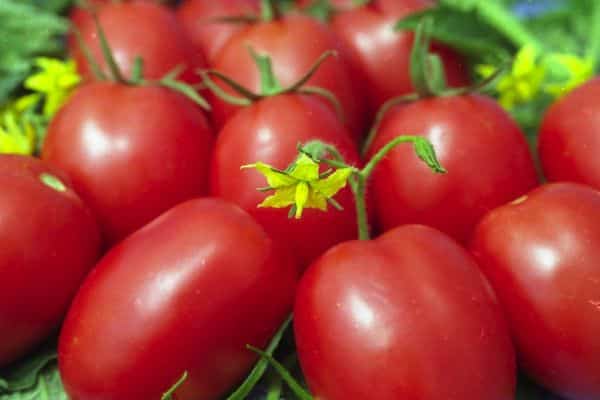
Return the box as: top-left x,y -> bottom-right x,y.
396,5 -> 514,63
0,346 -> 67,400
0,0 -> 70,103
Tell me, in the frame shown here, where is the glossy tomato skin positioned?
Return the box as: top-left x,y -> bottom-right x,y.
71,2 -> 205,84
209,15 -> 368,141
368,94 -> 539,243
331,0 -> 469,113
59,198 -> 298,400
42,82 -> 214,245
176,0 -> 260,64
294,224 -> 516,400
539,77 -> 600,190
470,183 -> 600,400
0,155 -> 100,367
211,94 -> 360,267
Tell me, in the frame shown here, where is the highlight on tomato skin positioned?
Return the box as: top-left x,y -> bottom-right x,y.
294,224 -> 516,400
470,182 -> 600,400
42,82 -> 215,246
58,198 -> 299,400
0,155 -> 101,368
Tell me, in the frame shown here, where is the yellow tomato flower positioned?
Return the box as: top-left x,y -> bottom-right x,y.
0,105 -> 36,155
24,57 -> 81,118
543,53 -> 594,98
477,44 -> 545,110
243,154 -> 353,219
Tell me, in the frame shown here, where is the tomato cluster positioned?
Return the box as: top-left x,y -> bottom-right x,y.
2,1 -> 600,400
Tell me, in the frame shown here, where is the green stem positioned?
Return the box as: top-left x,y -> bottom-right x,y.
260,0 -> 277,22
353,175 -> 370,240
463,0 -> 542,50
92,14 -> 126,83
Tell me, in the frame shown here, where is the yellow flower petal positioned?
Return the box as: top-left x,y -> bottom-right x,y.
294,182 -> 310,218
513,44 -> 537,77
243,162 -> 297,188
311,168 -> 353,198
258,185 -> 297,208
288,154 -> 319,181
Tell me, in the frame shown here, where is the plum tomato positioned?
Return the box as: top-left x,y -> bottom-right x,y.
539,77 -> 600,190
470,182 -> 600,400
0,155 -> 100,367
208,15 -> 368,141
58,198 -> 298,400
367,94 -> 539,243
330,0 -> 469,113
70,1 -> 206,85
210,94 -> 361,268
42,82 -> 214,245
294,224 -> 516,400
176,0 -> 260,64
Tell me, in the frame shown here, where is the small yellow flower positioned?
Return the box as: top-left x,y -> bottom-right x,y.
24,57 -> 81,118
477,44 -> 545,110
543,53 -> 594,98
0,104 -> 36,155
242,154 -> 353,219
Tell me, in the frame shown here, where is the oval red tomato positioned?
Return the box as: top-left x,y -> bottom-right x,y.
210,94 -> 360,267
539,77 -> 600,190
208,15 -> 368,141
368,94 -> 539,243
176,0 -> 260,64
0,155 -> 100,367
294,224 -> 516,399
42,82 -> 214,245
71,2 -> 205,84
470,182 -> 600,400
58,198 -> 298,400
330,0 -> 469,113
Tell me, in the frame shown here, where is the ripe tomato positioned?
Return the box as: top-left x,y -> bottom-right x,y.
70,2 -> 205,84
0,155 -> 100,367
470,183 -> 600,400
330,0 -> 469,113
42,82 -> 214,245
294,224 -> 516,400
59,198 -> 298,400
367,94 -> 539,243
210,94 -> 360,267
539,77 -> 600,190
176,0 -> 260,64
208,15 -> 368,141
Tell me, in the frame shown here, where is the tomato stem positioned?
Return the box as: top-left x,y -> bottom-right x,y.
92,14 -> 127,84
260,0 -> 277,22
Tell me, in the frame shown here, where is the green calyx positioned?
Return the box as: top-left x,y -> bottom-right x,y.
201,48 -> 343,120
74,13 -> 210,110
39,173 -> 67,192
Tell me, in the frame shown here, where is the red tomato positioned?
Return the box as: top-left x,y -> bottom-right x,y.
0,155 -> 100,367
70,2 -> 205,84
210,94 -> 360,267
42,82 -> 214,245
59,198 -> 298,400
539,77 -> 600,190
176,0 -> 260,64
208,15 -> 368,141
367,94 -> 539,243
330,0 -> 469,113
294,224 -> 516,399
470,183 -> 600,399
